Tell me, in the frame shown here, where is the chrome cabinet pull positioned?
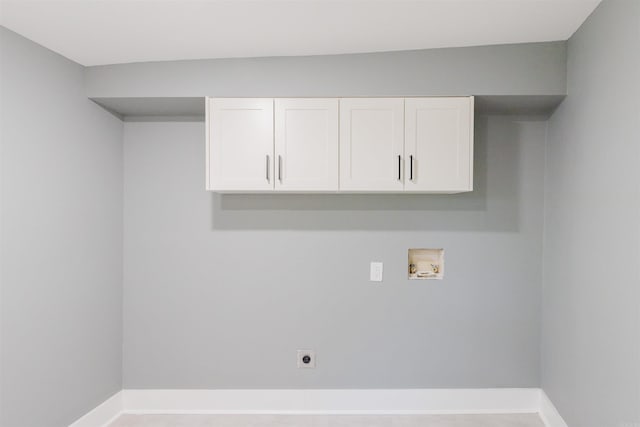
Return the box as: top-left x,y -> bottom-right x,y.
266,155 -> 270,182
398,155 -> 402,181
278,155 -> 282,182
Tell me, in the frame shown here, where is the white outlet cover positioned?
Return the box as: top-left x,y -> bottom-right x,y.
370,262 -> 383,282
297,350 -> 316,368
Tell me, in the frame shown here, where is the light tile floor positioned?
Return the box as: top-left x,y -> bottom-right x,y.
108,413 -> 546,427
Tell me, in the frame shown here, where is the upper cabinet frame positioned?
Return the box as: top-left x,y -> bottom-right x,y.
206,97 -> 474,194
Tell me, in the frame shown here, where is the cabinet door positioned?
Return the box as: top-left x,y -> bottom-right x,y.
274,99 -> 338,191
208,98 -> 274,191
339,98 -> 405,191
404,97 -> 473,192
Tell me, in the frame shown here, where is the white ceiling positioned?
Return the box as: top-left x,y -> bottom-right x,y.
0,0 -> 601,67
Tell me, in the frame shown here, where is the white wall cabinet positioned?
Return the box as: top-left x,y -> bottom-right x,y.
275,99 -> 338,191
207,98 -> 338,192
405,97 -> 473,192
339,98 -> 405,191
208,98 -> 274,191
207,96 -> 474,193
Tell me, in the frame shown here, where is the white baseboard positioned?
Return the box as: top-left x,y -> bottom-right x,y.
68,391 -> 123,427
69,388 -> 565,426
122,388 -> 540,415
539,391 -> 569,427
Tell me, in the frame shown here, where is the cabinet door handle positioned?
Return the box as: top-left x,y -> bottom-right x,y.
398,155 -> 402,181
278,155 -> 282,182
266,155 -> 270,182
410,155 -> 414,181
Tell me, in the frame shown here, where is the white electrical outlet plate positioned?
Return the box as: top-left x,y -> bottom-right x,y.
297,350 -> 316,368
370,262 -> 383,282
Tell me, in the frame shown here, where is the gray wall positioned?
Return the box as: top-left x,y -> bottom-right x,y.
11,1 -> 640,420
0,28 -> 124,427
85,42 -> 566,98
123,116 -> 546,388
542,0 -> 640,426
